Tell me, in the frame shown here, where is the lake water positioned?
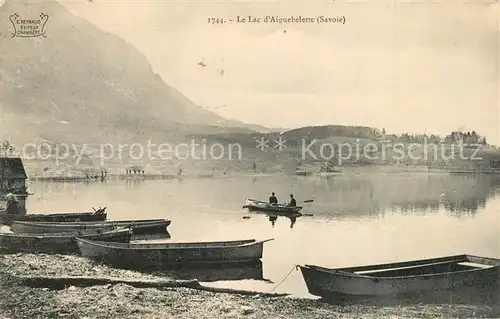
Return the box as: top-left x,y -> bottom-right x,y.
26,170 -> 500,298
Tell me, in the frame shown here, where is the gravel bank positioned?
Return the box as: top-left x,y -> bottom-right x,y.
0,254 -> 498,319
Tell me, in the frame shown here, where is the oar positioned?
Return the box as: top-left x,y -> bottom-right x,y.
281,199 -> 314,205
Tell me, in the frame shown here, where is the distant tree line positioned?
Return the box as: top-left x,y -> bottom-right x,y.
284,125 -> 382,140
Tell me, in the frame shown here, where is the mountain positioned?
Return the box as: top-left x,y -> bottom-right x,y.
0,0 -> 267,146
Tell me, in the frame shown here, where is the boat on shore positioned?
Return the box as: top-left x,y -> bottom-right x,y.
0,208 -> 107,225
0,228 -> 132,254
77,238 -> 274,269
243,198 -> 303,215
10,219 -> 171,235
298,254 -> 500,299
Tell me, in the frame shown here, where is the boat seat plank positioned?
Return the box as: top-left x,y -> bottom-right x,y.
354,260 -> 458,275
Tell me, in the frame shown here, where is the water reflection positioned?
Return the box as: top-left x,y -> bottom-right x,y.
267,215 -> 297,228
269,215 -> 277,227
148,260 -> 267,283
30,173 -> 500,219
250,211 -> 302,228
301,173 -> 500,217
24,173 -> 500,297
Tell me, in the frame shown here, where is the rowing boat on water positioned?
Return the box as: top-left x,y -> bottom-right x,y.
0,228 -> 132,254
319,161 -> 342,176
0,209 -> 107,225
10,219 -> 171,235
298,254 -> 500,298
243,198 -> 303,214
77,238 -> 274,269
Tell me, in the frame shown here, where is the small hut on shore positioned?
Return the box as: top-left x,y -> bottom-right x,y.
0,157 -> 27,194
0,157 -> 28,214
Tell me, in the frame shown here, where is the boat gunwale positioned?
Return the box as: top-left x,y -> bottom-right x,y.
25,212 -> 105,217
247,205 -> 303,211
76,238 -> 274,251
245,199 -> 303,211
11,219 -> 170,228
299,254 -> 500,280
0,228 -> 132,239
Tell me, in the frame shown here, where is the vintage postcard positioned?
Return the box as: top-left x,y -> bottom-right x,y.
0,0 -> 499,317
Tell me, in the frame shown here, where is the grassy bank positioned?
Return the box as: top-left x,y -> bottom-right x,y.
0,254 -> 498,318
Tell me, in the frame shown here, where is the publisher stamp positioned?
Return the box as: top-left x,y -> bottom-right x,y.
9,13 -> 49,38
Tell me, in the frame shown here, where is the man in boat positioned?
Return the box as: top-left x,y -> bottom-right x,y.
269,192 -> 278,205
287,194 -> 297,207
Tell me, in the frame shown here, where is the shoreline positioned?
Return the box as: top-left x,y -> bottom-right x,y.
1,254 -> 498,318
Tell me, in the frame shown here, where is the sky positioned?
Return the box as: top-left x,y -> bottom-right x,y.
62,0 -> 499,144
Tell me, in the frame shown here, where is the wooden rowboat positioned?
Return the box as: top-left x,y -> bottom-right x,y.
299,254 -> 500,299
77,238 -> 274,269
0,208 -> 107,225
319,162 -> 342,176
243,198 -> 303,215
0,228 -> 132,254
10,219 -> 171,235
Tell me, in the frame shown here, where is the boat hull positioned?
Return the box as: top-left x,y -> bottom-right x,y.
10,219 -> 171,235
152,261 -> 264,282
77,238 -> 272,269
299,255 -> 500,299
0,229 -> 132,254
0,211 -> 107,225
246,205 -> 302,214
319,171 -> 342,176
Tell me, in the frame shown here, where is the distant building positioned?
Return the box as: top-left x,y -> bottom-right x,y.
0,157 -> 27,193
0,157 -> 28,215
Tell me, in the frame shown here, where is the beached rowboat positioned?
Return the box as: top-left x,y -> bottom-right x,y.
10,219 -> 171,235
77,238 -> 274,269
0,209 -> 107,225
298,254 -> 500,298
243,198 -> 303,214
0,228 -> 132,254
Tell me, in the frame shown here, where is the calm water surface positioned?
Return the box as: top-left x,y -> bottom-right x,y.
27,171 -> 500,297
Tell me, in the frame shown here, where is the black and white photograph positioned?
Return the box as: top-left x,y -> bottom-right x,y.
0,0 -> 499,317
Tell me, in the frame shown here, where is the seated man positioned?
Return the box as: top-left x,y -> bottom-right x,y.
287,194 -> 297,207
5,193 -> 19,215
269,192 -> 278,205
